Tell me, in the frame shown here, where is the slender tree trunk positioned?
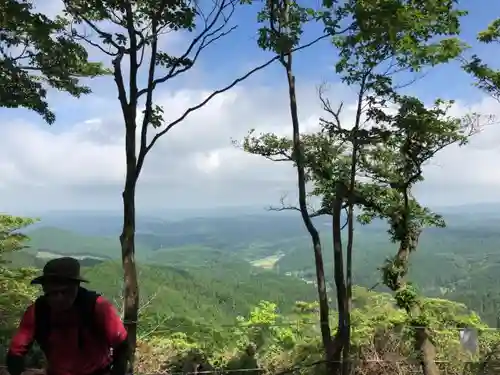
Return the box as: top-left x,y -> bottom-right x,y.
332,188 -> 347,374
343,130 -> 361,375
273,0 -> 336,369
119,114 -> 140,372
344,185 -> 355,375
414,326 -> 440,375
283,53 -> 336,374
113,26 -> 140,366
343,78 -> 365,375
120,187 -> 139,372
401,190 -> 439,375
394,233 -> 439,375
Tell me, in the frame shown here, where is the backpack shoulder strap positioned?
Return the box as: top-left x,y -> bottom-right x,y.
75,288 -> 103,348
33,296 -> 50,353
76,287 -> 100,312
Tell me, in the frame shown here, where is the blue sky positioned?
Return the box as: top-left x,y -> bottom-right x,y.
175,0 -> 499,101
27,0 -> 497,130
1,0 -> 500,214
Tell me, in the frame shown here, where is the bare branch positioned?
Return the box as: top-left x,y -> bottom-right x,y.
137,314 -> 172,340
137,18 -> 160,178
138,290 -> 159,314
393,70 -> 430,91
112,52 -> 129,115
137,0 -> 237,98
461,112 -> 496,136
137,34 -> 330,166
319,86 -> 343,130
263,155 -> 291,162
65,4 -> 151,56
268,204 -> 302,214
76,36 -> 118,57
378,55 -> 430,91
69,21 -> 119,57
3,42 -> 30,62
67,8 -> 122,51
267,195 -> 328,218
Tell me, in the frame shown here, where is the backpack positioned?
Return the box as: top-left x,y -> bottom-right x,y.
33,287 -> 104,353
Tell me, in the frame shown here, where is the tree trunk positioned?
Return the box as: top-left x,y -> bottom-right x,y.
343,201 -> 353,375
283,53 -> 336,374
119,116 -> 140,372
395,241 -> 439,375
312,235 -> 338,374
414,326 -> 440,375
120,185 -> 139,373
332,189 -> 347,374
342,87 -> 365,375
113,19 -> 140,372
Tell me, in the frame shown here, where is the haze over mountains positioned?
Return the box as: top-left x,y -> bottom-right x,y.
24,201 -> 499,236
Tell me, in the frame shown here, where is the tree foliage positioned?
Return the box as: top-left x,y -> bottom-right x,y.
463,18 -> 500,101
132,287 -> 500,375
357,96 -> 473,286
0,215 -> 39,363
244,1 -> 470,374
0,0 -> 106,123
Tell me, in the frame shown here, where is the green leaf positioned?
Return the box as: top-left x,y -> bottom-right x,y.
462,18 -> 500,100
0,0 -> 108,123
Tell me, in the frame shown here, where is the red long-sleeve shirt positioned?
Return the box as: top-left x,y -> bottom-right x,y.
8,296 -> 128,375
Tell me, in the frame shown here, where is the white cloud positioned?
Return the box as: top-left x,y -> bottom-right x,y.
1,76 -> 500,213
1,119 -> 125,187
0,82 -> 320,211
420,97 -> 500,192
2,0 -> 498,214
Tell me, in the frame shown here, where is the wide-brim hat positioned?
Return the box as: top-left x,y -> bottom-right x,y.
31,256 -> 88,285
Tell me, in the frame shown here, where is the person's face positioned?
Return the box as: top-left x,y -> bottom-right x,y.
42,282 -> 79,312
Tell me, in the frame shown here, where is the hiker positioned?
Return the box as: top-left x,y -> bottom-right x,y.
5,257 -> 129,375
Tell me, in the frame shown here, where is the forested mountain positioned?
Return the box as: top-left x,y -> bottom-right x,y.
83,261 -> 317,325
14,208 -> 500,326
8,214 -> 496,373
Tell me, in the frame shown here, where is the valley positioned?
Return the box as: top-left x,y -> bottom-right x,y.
3,207 -> 500,375
13,208 -> 500,327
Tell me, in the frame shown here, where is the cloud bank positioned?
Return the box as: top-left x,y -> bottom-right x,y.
2,0 -> 500,213
1,77 -> 500,213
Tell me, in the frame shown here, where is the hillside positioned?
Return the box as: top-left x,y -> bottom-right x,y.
83,260 -> 316,322
29,212 -> 325,257
147,246 -> 253,269
26,227 -> 119,257
9,250 -> 317,331
25,227 -> 153,260
22,210 -> 500,326
6,211 -> 500,374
